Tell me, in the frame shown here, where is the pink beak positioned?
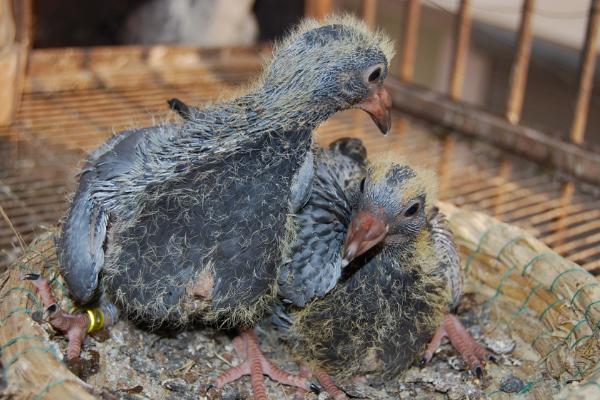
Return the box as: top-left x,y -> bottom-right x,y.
342,210 -> 389,266
355,85 -> 392,134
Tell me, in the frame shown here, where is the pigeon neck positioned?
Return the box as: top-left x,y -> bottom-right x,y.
382,229 -> 431,265
246,88 -> 337,132
382,241 -> 416,262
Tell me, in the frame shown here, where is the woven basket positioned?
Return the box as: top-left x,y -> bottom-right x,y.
1,202 -> 599,399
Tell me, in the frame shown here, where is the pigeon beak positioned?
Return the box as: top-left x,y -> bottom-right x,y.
355,84 -> 392,134
342,210 -> 389,266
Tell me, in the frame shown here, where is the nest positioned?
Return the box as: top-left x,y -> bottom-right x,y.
0,202 -> 599,399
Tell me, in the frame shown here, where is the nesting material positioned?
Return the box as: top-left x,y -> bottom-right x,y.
439,203 -> 600,399
0,203 -> 599,399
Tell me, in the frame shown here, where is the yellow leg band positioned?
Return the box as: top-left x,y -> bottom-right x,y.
86,308 -> 105,333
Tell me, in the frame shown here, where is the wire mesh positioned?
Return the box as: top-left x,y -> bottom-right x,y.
0,46 -> 599,276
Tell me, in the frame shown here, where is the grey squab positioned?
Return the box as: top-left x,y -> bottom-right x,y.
26,15 -> 395,398
273,156 -> 492,399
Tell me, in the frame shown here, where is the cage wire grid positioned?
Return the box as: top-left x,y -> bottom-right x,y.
1,46 -> 599,276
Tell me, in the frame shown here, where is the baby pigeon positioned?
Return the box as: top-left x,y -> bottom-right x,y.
273,157 -> 491,398
168,96 -> 368,309
25,15 -> 394,398
168,96 -> 369,392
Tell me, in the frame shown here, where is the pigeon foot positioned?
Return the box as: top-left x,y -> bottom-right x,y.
421,313 -> 494,379
292,363 -> 349,400
311,367 -> 348,400
24,273 -> 90,360
214,329 -> 319,400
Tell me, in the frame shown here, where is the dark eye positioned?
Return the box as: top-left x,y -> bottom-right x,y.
404,202 -> 420,217
359,177 -> 366,193
368,67 -> 382,82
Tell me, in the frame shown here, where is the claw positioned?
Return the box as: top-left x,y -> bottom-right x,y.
23,272 -> 40,281
474,365 -> 483,380
312,368 -> 348,400
423,314 -> 492,380
204,383 -> 216,395
309,381 -> 321,394
24,274 -> 91,360
216,330 -> 314,399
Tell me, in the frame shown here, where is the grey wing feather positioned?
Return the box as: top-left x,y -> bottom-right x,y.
278,143 -> 366,307
429,207 -> 463,309
266,300 -> 295,334
278,202 -> 348,307
58,182 -> 107,304
289,150 -> 315,213
57,127 -> 151,303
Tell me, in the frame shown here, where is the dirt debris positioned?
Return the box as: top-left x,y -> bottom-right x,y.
29,295 -> 559,400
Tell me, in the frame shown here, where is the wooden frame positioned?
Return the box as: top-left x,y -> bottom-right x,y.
570,0 -> 600,144
0,0 -> 31,126
448,0 -> 471,100
386,77 -> 600,186
398,0 -> 420,82
505,0 -> 535,124
2,0 -> 600,184
304,0 -> 333,20
339,0 -> 600,186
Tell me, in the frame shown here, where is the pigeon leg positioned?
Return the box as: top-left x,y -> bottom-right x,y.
422,313 -> 493,379
312,367 -> 348,400
215,330 -> 318,400
291,363 -> 347,400
292,363 -> 312,400
24,273 -> 89,360
421,321 -> 447,365
24,273 -> 116,360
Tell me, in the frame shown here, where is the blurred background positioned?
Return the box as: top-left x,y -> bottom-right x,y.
28,0 -> 600,147
4,3 -> 600,398
2,0 -> 600,276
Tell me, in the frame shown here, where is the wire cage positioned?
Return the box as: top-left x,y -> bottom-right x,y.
1,0 -> 600,399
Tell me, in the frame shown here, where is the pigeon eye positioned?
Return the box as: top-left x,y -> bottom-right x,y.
359,177 -> 366,193
368,67 -> 382,82
404,202 -> 420,217
363,63 -> 385,84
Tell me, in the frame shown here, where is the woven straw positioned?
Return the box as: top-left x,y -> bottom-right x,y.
1,202 -> 599,399
439,203 -> 600,399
